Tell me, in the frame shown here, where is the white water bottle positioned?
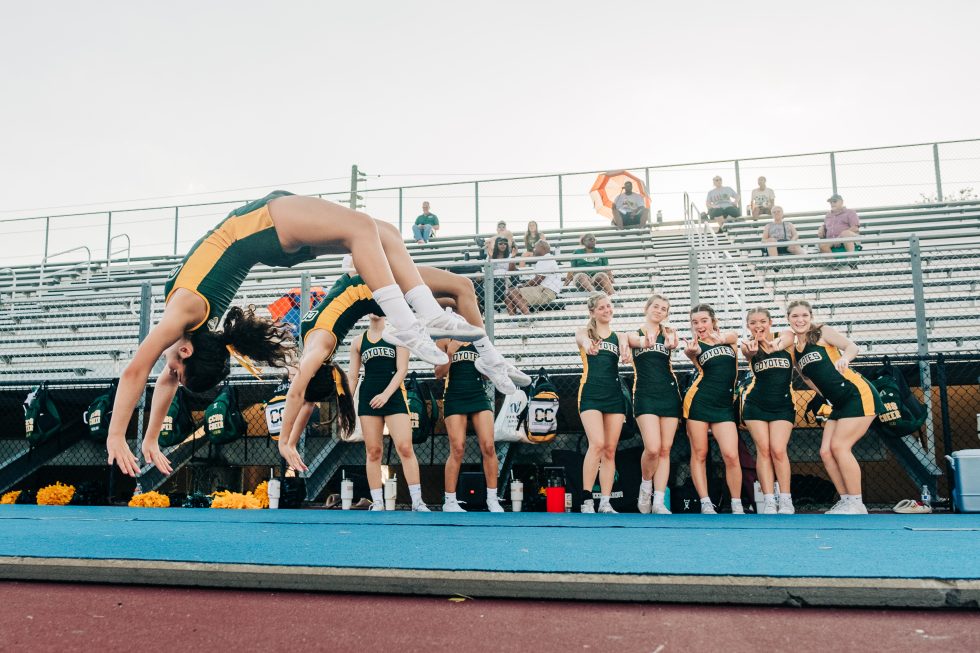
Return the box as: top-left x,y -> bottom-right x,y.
920,484 -> 931,508
385,474 -> 398,511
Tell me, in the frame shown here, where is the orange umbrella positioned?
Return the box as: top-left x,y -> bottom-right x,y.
590,170 -> 651,221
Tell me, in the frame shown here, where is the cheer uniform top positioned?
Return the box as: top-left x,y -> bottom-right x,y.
578,332 -> 626,414
741,337 -> 795,423
164,190 -> 316,333
631,328 -> 681,418
683,340 -> 738,423
300,274 -> 382,359
793,341 -> 884,420
356,332 -> 408,417
443,343 -> 493,417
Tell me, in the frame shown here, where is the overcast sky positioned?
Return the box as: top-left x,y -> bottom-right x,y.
0,0 -> 977,260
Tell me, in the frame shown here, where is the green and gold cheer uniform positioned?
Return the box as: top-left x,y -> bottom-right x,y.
631,329 -> 681,418
443,343 -> 492,416
578,332 -> 626,414
793,341 -> 884,420
300,274 -> 381,358
741,338 -> 795,423
164,190 -> 316,332
683,340 -> 737,423
356,332 -> 408,417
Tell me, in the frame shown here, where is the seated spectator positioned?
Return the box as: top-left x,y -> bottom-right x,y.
488,236 -> 515,303
520,220 -> 547,266
612,181 -> 650,229
567,232 -> 614,295
482,220 -> 516,257
818,194 -> 860,252
505,240 -> 562,315
750,176 -> 775,218
706,176 -> 741,231
412,201 -> 440,244
761,206 -> 803,257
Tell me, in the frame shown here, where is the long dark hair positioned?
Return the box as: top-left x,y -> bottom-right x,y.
491,237 -> 511,259
305,361 -> 356,438
184,306 -> 295,393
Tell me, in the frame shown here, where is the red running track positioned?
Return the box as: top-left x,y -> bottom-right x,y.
1,581 -> 977,653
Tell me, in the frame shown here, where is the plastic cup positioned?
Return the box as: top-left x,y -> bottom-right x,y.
267,479 -> 281,510
341,479 -> 354,510
510,480 -> 523,513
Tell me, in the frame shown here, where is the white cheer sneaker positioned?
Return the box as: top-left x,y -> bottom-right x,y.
383,321 -> 448,365
474,357 -> 517,395
424,308 -> 485,342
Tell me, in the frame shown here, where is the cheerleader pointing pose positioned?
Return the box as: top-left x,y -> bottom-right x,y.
622,294 -> 681,515
682,304 -> 743,514
740,308 -> 795,514
107,191 -> 485,477
776,300 -> 884,515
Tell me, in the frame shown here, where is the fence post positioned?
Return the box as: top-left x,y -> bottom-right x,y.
106,211 -> 113,261
733,160 -> 742,216
482,258 -> 494,340
398,187 -> 404,234
474,181 -> 480,234
830,152 -> 838,195
173,206 -> 180,256
43,217 -> 50,260
688,248 -> 699,306
135,281 -> 153,458
909,234 -> 935,457
299,272 -> 311,354
932,143 -> 943,202
935,353 -> 955,491
557,175 -> 564,229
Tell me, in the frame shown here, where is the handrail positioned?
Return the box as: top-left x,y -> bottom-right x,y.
0,266 -> 15,314
39,245 -> 92,292
106,233 -> 132,279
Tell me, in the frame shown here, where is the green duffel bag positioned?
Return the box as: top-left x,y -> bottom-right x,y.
85,379 -> 119,441
24,383 -> 63,445
205,384 -> 247,446
159,387 -> 197,448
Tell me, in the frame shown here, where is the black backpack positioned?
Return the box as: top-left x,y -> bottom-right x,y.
24,383 -> 63,445
520,369 -> 560,444
84,379 -> 119,441
868,361 -> 927,438
263,378 -> 290,441
620,379 -> 638,440
158,387 -> 197,448
206,383 -> 247,445
406,372 -> 436,444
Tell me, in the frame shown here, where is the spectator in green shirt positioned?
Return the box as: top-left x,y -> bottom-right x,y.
567,232 -> 614,295
413,201 -> 440,244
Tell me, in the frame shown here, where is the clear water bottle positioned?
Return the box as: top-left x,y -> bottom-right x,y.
920,484 -> 931,507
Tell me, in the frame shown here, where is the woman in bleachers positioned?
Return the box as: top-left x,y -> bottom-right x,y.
740,308 -> 796,515
575,292 -> 630,513
621,294 -> 681,515
489,236 -> 516,303
519,221 -> 546,267
106,191 -> 489,477
773,300 -> 884,515
682,304 -> 743,514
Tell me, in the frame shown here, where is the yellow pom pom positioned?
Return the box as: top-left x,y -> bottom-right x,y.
36,482 -> 76,506
1,490 -> 21,504
128,491 -> 171,508
252,481 -> 270,509
210,490 -> 262,510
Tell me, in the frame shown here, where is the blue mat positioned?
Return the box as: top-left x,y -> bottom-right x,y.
2,506 -> 978,580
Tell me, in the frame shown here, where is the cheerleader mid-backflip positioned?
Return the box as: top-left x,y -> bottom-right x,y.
740,308 -> 796,515
775,300 -> 884,515
107,191 -> 486,477
575,292 -> 630,514
682,304 -> 743,514
622,294 -> 681,515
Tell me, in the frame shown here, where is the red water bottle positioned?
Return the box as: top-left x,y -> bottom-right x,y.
546,474 -> 565,513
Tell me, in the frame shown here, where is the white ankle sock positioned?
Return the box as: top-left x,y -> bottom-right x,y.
848,494 -> 863,503
445,492 -> 457,503
779,493 -> 792,501
372,284 -> 416,330
731,498 -> 743,507
763,493 -> 775,502
487,487 -> 498,501
473,336 -> 502,363
640,479 -> 653,494
700,496 -> 712,505
370,488 -> 383,503
404,284 -> 444,321
409,483 -> 422,505
599,495 -> 611,506
652,490 -> 665,505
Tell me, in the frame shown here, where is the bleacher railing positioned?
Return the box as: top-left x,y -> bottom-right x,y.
1,138 -> 978,269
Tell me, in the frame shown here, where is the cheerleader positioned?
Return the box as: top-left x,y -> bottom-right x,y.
682,304 -> 742,514
348,315 -> 428,511
777,300 -> 884,515
740,308 -> 795,514
575,293 -> 631,513
436,340 -> 503,512
622,294 -> 681,514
